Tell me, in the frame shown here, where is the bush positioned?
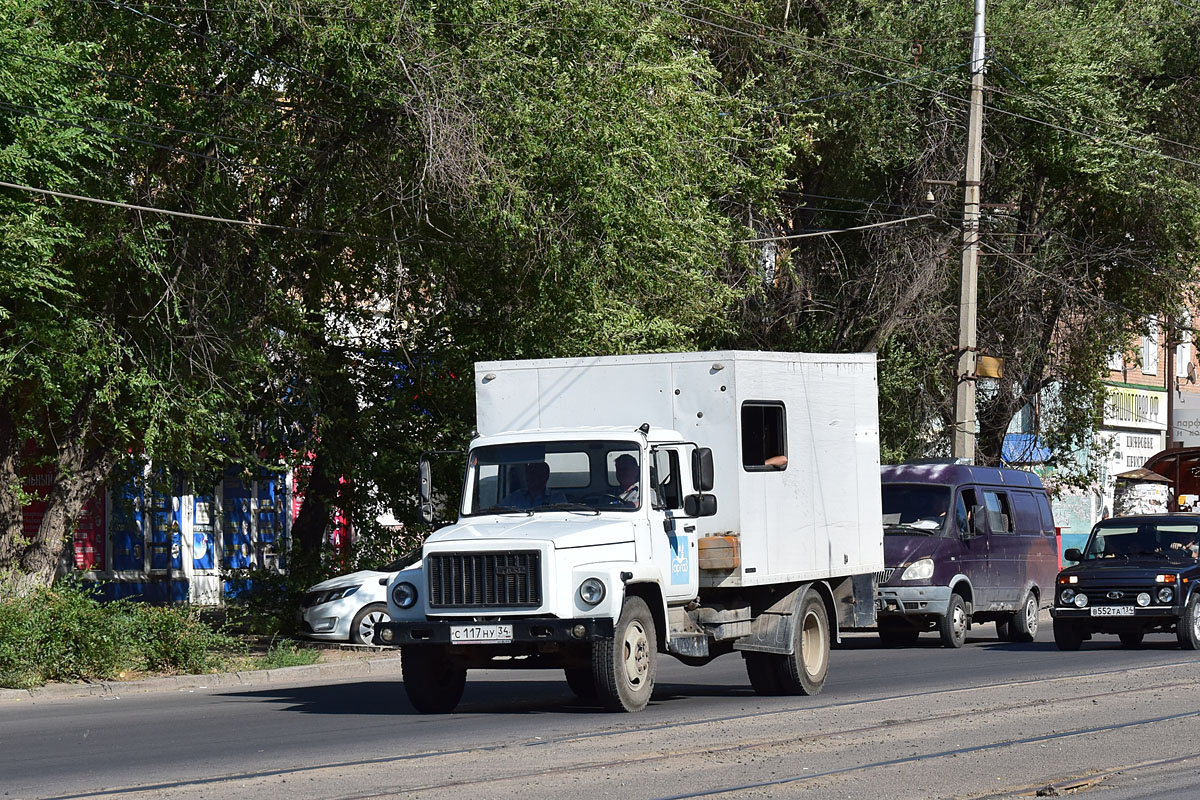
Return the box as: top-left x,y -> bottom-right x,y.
0,577 -> 243,689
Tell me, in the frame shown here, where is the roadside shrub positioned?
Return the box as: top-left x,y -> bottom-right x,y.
0,578 -> 243,689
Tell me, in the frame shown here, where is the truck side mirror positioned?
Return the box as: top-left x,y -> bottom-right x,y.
692,448 -> 714,492
684,494 -> 718,517
418,457 -> 434,524
1064,547 -> 1083,562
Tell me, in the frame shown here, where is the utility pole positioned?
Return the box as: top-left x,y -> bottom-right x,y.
953,0 -> 987,462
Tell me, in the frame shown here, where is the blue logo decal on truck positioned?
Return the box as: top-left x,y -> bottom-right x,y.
670,534 -> 689,585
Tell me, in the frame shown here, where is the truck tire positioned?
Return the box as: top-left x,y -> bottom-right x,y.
1009,591 -> 1039,643
1178,594 -> 1200,650
564,668 -> 597,700
593,596 -> 657,712
1053,618 -> 1084,651
401,646 -> 466,713
939,594 -> 967,648
775,591 -> 829,696
743,652 -> 783,695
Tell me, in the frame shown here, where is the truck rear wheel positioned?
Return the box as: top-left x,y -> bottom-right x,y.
776,591 -> 829,696
743,652 -> 783,695
401,646 -> 466,713
593,596 -> 657,712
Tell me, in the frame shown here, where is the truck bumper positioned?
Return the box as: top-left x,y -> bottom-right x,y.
876,585 -> 952,619
375,617 -> 615,646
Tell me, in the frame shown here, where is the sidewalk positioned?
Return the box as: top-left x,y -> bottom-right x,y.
0,645 -> 404,705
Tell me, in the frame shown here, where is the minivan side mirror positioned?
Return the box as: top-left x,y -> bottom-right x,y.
692,447 -> 715,492
684,493 -> 718,517
418,456 -> 434,524
1064,547 -> 1083,562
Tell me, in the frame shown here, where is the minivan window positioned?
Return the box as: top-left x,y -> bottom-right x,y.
957,488 -> 979,535
982,490 -> 1013,533
882,484 -> 952,535
1011,491 -> 1041,535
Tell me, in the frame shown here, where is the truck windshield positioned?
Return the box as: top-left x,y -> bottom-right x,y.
881,484 -> 952,536
463,440 -> 644,515
1082,521 -> 1200,561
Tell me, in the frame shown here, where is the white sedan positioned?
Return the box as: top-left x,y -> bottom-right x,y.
299,554 -> 416,644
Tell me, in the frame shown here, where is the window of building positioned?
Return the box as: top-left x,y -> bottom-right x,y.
1142,317 -> 1159,375
741,402 -> 787,471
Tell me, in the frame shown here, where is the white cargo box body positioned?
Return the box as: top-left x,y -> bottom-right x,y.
475,351 -> 883,588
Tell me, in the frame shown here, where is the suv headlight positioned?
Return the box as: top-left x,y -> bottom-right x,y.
1158,587 -> 1174,604
1060,588 -> 1075,604
391,581 -> 418,609
579,577 -> 606,606
900,558 -> 935,581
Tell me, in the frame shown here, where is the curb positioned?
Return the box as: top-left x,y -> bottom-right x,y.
0,650 -> 404,705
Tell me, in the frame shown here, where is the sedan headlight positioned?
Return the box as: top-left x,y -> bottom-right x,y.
391,581 -> 418,609
314,585 -> 360,605
579,577 -> 606,606
1158,587 -> 1174,604
900,558 -> 935,581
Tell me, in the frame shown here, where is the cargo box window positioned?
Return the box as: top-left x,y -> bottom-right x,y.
742,401 -> 787,471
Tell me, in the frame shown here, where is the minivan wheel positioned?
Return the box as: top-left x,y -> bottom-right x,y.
939,594 -> 967,648
1010,591 -> 1039,643
1178,594 -> 1200,650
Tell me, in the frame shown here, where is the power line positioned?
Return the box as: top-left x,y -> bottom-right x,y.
0,179 -> 421,246
735,214 -> 939,243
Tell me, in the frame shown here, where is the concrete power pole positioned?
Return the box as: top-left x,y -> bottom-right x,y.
953,0 -> 987,462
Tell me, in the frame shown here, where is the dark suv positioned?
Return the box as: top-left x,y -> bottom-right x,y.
1051,514 -> 1200,650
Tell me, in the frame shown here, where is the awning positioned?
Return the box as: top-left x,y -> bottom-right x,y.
1002,433 -> 1051,464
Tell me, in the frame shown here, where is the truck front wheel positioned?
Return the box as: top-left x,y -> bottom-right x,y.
401,646 -> 466,713
776,591 -> 829,696
593,596 -> 657,712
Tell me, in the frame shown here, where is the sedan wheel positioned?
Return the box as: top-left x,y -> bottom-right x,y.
351,602 -> 391,645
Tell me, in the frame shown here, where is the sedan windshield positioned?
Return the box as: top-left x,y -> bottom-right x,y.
1082,521 -> 1200,561
464,440 -> 643,515
881,484 -> 952,536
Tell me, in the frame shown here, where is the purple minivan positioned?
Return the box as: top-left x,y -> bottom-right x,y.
875,463 -> 1059,648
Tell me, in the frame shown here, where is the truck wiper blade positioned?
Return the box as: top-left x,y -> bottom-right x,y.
477,505 -> 531,515
536,503 -> 600,514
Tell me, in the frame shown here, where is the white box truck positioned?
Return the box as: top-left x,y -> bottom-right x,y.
377,351 -> 883,712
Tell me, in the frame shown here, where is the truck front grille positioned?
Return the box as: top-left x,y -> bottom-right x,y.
427,551 -> 542,609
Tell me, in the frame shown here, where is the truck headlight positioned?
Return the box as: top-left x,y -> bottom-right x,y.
900,558 -> 934,581
391,581 -> 418,609
579,578 -> 606,606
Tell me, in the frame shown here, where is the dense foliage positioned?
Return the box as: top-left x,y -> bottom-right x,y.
2,0 -> 1198,584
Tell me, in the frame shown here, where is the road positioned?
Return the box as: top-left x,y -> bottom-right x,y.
4,616 -> 1200,800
